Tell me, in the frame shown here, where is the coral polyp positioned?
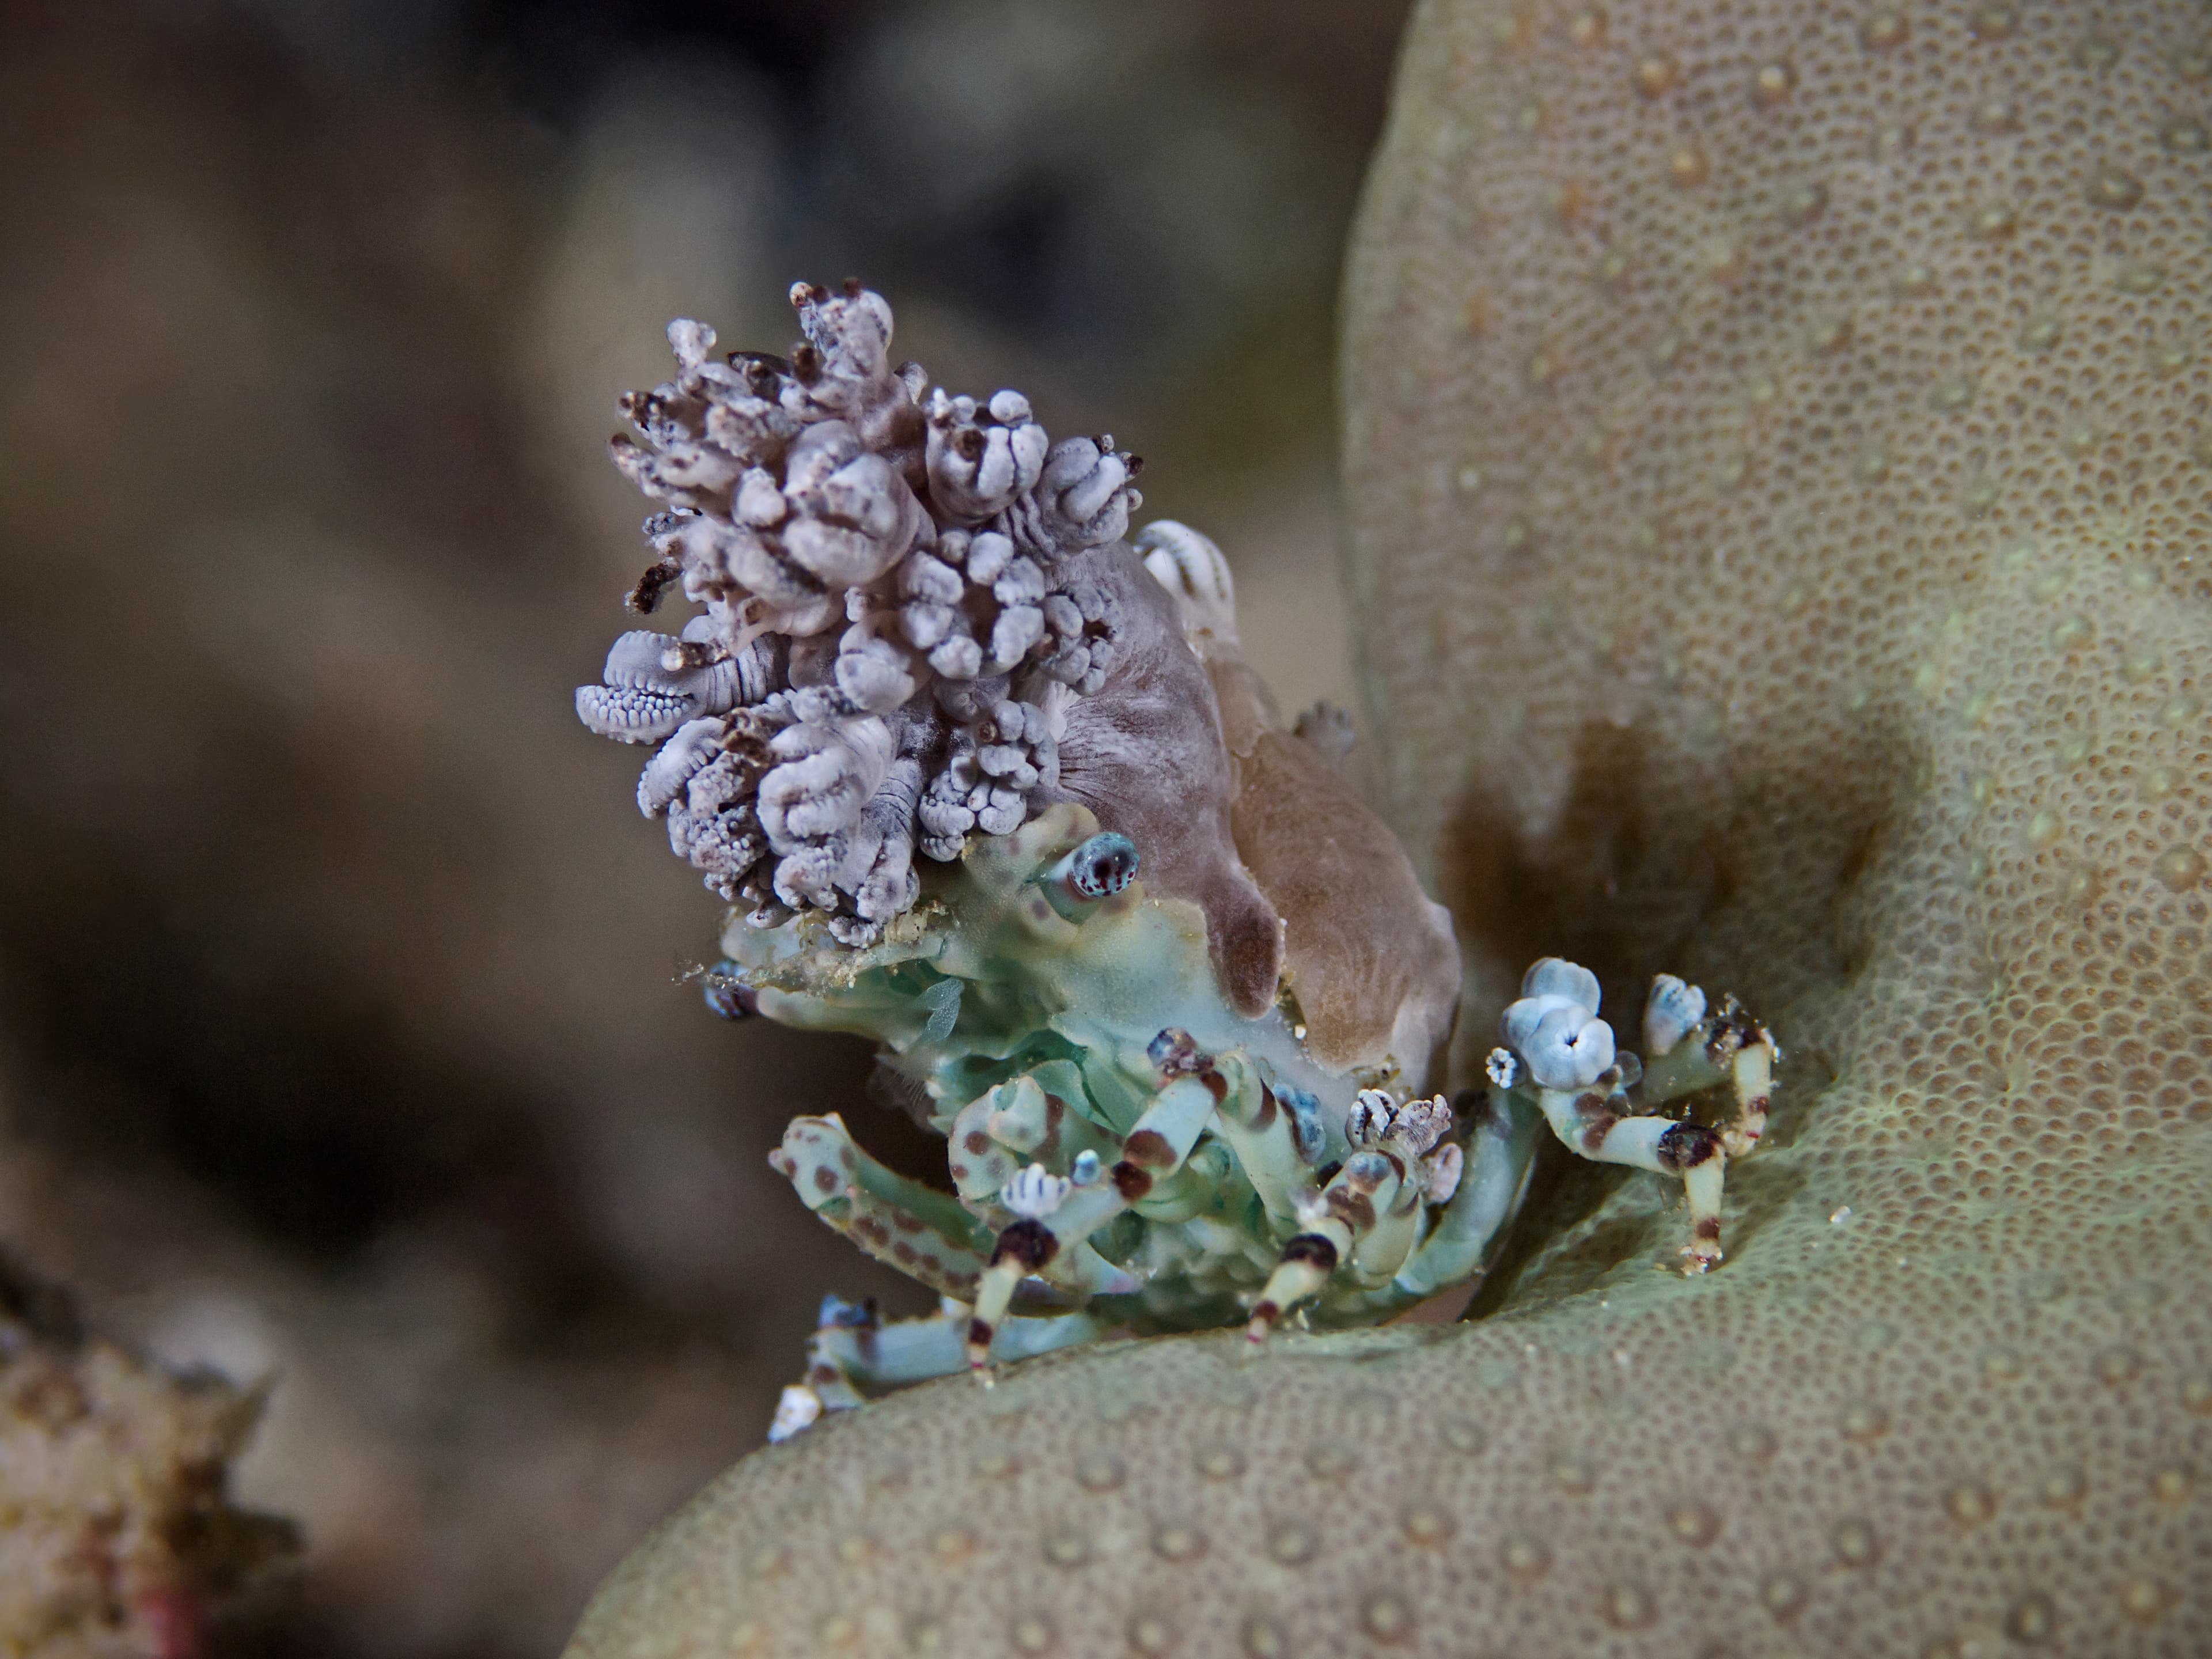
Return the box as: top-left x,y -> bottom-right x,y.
574,282 -> 1771,1431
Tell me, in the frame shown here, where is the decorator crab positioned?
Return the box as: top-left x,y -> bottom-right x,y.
574,282 -> 1776,1437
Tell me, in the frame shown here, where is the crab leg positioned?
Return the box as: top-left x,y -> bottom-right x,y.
769,1114 -> 994,1301
964,1052 -> 1221,1370
1034,1236 -> 1141,1300
775,1297 -> 1107,1438
1202,1054 -> 1329,1232
1245,1148 -> 1407,1339
1530,1079 -> 1728,1268
1392,1087 -> 1542,1300
1637,980 -> 1777,1158
1353,1157 -> 1427,1281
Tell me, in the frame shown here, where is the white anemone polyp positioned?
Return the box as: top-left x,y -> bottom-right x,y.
1521,1000 -> 1616,1089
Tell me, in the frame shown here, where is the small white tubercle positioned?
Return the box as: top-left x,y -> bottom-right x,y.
1643,973 -> 1708,1056
1001,1162 -> 1073,1219
1485,1047 -> 1521,1090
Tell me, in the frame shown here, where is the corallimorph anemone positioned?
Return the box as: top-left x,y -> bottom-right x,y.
575,281 -> 1278,1000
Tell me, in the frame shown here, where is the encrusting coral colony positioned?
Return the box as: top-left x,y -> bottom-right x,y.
1,1253 -> 296,1655
566,0 -> 2211,1650
573,283 -> 1773,1427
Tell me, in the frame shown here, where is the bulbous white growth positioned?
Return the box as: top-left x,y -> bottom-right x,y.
1001,1162 -> 1073,1220
1520,956 -> 1601,1014
1136,520 -> 1239,651
575,616 -> 749,744
1502,957 -> 1616,1089
578,281 -> 1153,937
926,387 -> 1050,525
759,715 -> 895,850
637,718 -> 727,816
1522,1002 -> 1616,1089
1643,972 -> 1709,1056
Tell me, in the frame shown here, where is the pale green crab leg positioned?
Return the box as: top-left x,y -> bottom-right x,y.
941,1080 -> 1139,1305
768,1114 -> 994,1302
1243,1157 -> 1399,1340
772,1297 -> 1108,1440
1497,958 -> 1772,1271
1389,1086 -> 1543,1301
1199,1050 -> 1331,1233
963,1037 -> 1224,1371
1523,1070 -> 1728,1267
1244,1092 -> 1456,1340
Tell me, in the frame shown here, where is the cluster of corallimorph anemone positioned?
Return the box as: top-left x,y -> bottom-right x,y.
575,282 -> 1145,945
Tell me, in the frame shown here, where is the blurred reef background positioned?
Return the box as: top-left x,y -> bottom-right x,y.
0,0 -> 1408,1652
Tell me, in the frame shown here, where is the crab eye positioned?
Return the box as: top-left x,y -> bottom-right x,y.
1062,832 -> 1141,899
1038,832 -> 1142,921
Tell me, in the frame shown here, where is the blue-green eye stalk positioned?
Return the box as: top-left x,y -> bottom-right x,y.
577,282 -> 1772,1435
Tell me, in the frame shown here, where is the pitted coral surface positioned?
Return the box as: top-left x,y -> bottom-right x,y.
563,0 -> 2211,1652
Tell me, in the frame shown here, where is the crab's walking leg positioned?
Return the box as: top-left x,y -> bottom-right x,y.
1710,999 -> 1777,1157
1034,1237 -> 1142,1301
770,1114 -> 994,1301
1638,982 -> 1778,1159
1194,1054 -> 1316,1232
944,1078 -> 1118,1212
775,1298 -> 1108,1439
1392,1088 -> 1543,1300
964,1055 -> 1221,1370
1354,1156 -> 1429,1281
1245,1149 -> 1408,1340
1245,1233 -> 1345,1342
1532,1081 -> 1729,1268
813,1300 -> 1105,1398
